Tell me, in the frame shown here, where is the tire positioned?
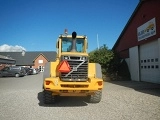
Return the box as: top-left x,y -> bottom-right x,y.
88,90 -> 102,103
15,73 -> 20,77
43,90 -> 56,104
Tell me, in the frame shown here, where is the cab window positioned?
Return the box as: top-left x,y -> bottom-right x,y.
61,38 -> 84,52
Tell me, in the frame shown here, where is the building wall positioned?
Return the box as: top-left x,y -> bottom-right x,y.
129,46 -> 140,81
33,54 -> 48,71
118,49 -> 129,58
115,0 -> 160,57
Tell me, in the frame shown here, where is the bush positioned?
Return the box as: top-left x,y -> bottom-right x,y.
89,45 -> 131,81
89,44 -> 114,74
107,52 -> 131,80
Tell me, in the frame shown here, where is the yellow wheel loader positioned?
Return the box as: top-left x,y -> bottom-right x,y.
43,31 -> 103,104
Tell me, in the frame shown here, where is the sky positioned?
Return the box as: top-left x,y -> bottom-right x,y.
0,0 -> 139,52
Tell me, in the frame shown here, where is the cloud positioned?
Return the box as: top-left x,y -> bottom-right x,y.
0,44 -> 26,52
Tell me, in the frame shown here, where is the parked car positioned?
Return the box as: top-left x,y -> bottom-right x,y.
24,67 -> 33,75
0,66 -> 26,77
30,68 -> 37,75
35,68 -> 40,74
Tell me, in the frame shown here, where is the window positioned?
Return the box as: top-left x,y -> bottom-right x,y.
2,67 -> 9,71
151,59 -> 154,62
39,60 -> 43,64
76,39 -> 84,52
61,38 -> 84,52
61,38 -> 72,52
155,65 -> 159,69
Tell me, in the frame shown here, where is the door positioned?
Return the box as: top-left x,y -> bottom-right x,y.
38,66 -> 44,72
140,40 -> 160,83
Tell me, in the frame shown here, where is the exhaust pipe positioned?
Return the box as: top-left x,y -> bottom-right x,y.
71,31 -> 77,52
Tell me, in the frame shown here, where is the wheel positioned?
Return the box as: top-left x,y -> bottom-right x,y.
88,90 -> 102,103
15,73 -> 20,77
43,90 -> 56,104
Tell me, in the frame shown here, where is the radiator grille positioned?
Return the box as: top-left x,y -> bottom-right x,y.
60,56 -> 88,81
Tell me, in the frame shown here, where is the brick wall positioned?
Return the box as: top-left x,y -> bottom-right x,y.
33,54 -> 48,72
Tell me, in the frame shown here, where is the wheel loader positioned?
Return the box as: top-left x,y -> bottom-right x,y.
43,31 -> 103,104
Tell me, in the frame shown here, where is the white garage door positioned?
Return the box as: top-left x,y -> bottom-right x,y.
140,40 -> 160,83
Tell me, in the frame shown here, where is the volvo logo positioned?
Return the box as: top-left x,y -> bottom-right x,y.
72,66 -> 77,71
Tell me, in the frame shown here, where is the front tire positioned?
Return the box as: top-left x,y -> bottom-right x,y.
43,90 -> 56,104
88,90 -> 102,103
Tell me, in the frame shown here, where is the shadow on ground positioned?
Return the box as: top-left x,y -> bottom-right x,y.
108,80 -> 160,97
37,92 -> 89,107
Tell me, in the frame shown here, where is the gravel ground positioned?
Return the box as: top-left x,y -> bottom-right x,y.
0,73 -> 160,120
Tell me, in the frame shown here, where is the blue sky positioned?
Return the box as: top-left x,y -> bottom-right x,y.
0,0 -> 139,52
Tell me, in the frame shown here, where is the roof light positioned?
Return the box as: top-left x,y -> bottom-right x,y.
64,29 -> 68,34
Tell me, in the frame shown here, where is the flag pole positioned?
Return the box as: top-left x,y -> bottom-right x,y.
97,34 -> 99,49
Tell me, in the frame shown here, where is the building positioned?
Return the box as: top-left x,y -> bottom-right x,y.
0,55 -> 16,70
0,51 -> 56,72
112,0 -> 160,84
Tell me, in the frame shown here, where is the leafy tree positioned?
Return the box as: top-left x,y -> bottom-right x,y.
89,44 -> 114,74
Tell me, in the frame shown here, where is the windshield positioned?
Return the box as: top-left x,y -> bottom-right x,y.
61,38 -> 84,52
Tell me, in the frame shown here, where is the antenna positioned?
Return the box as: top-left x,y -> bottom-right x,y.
97,34 -> 99,49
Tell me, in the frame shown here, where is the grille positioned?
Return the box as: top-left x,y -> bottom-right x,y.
60,56 -> 88,81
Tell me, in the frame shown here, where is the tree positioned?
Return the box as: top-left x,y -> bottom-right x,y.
89,44 -> 114,74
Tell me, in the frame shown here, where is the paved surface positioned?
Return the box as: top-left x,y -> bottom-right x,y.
0,73 -> 160,120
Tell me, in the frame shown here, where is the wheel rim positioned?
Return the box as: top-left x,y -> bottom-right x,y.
15,74 -> 19,77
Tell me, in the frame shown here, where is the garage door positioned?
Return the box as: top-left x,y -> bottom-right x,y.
140,40 -> 160,83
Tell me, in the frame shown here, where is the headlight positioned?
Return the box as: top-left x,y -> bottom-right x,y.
82,56 -> 86,60
64,56 -> 69,60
